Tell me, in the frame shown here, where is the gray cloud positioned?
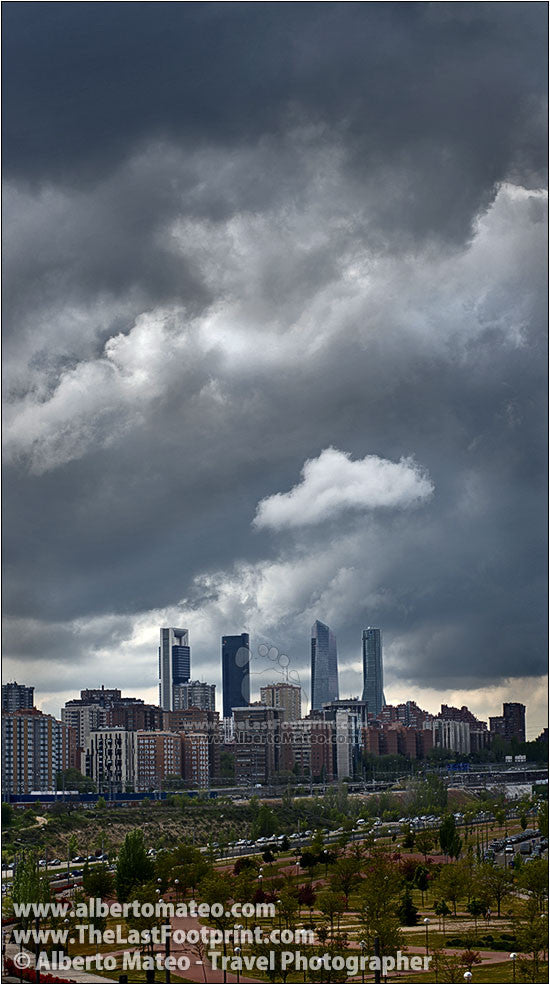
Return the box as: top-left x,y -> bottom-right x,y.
2,5 -> 547,724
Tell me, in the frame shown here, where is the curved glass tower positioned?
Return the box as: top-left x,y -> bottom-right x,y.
310,620 -> 339,710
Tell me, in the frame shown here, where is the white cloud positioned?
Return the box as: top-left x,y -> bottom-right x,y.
2,308 -> 213,473
253,447 -> 434,530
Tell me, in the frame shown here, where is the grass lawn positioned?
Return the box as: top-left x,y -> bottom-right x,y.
395,959 -> 549,983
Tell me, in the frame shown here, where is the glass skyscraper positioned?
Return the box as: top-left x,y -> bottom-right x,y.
361,627 -> 385,718
222,633 -> 250,718
310,620 -> 339,710
159,627 -> 191,711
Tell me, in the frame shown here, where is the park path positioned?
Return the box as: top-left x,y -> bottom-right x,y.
100,913 -> 260,984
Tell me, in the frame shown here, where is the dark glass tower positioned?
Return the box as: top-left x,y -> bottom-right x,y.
361,627 -> 385,718
159,627 -> 191,711
310,620 -> 339,711
222,633 -> 250,718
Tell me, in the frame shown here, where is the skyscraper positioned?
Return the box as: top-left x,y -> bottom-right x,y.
222,633 -> 250,718
361,627 -> 385,718
159,627 -> 191,711
310,620 -> 339,711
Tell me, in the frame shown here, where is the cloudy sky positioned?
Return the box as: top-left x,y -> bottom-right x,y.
3,3 -> 547,735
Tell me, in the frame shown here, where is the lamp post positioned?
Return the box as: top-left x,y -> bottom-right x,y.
174,878 -> 180,902
19,926 -> 25,984
359,940 -> 366,984
35,916 -> 40,983
510,952 -> 517,982
234,947 -> 241,984
277,900 -> 282,932
164,909 -> 171,985
463,973 -> 472,983
423,917 -> 430,956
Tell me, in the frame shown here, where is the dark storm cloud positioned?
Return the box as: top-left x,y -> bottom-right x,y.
3,4 -> 546,236
2,4 -> 547,715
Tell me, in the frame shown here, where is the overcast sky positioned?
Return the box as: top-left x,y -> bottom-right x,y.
3,3 -> 547,735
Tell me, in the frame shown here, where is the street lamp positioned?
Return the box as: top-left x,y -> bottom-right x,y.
174,878 -> 180,902
359,940 -> 366,984
234,947 -> 241,984
510,952 -> 517,982
423,917 -> 430,956
277,900 -> 282,931
35,916 -> 41,983
164,915 -> 171,985
463,974 -> 472,983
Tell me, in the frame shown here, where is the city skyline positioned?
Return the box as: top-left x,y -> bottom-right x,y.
3,6 -> 547,740
6,618 -> 544,738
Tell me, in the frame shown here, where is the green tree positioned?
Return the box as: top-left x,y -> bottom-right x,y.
12,851 -> 50,927
82,863 -> 114,900
1,803 -> 13,827
516,900 -> 548,980
408,773 -> 448,814
430,948 -> 466,983
330,857 -> 361,908
518,858 -> 549,913
415,830 -> 434,861
414,865 -> 430,906
402,825 -> 416,851
125,882 -> 159,957
434,861 -> 469,916
251,803 -> 278,839
115,829 -> 154,902
277,887 -> 300,929
198,871 -> 235,967
357,848 -> 404,955
433,898 -> 451,932
439,815 -> 461,859
299,851 -> 318,879
56,767 -> 96,793
316,888 -> 345,936
537,799 -> 548,838
466,898 -> 485,936
475,862 -> 513,918
397,887 -> 418,926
